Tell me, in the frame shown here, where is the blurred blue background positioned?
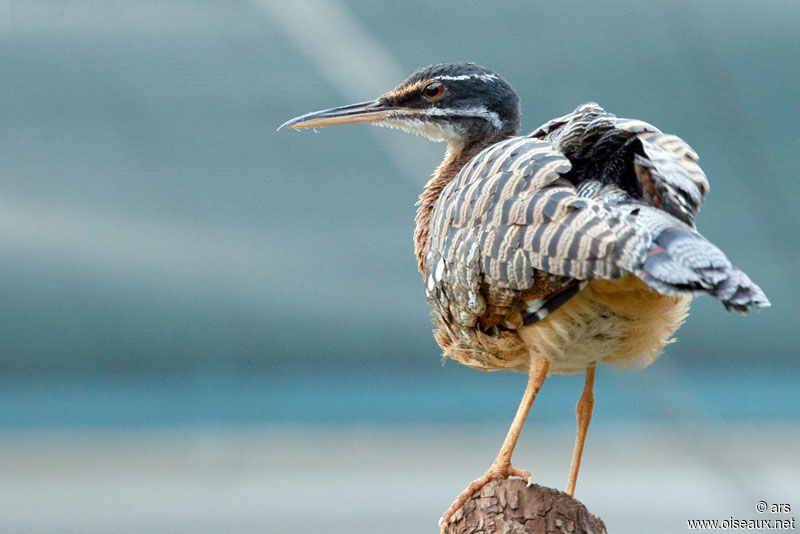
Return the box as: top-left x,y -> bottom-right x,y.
0,1 -> 798,533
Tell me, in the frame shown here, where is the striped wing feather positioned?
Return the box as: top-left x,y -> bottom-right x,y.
536,103 -> 710,226
425,137 -> 650,331
633,132 -> 709,225
425,103 -> 768,338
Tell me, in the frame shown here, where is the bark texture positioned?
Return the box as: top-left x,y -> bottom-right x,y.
442,479 -> 607,534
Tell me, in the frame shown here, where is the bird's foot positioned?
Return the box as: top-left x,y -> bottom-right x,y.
438,460 -> 532,530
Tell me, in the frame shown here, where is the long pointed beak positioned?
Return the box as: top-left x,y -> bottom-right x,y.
277,99 -> 396,131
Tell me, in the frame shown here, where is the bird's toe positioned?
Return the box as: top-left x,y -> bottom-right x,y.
439,462 -> 533,529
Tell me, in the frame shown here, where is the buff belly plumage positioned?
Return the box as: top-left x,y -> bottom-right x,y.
435,275 -> 691,376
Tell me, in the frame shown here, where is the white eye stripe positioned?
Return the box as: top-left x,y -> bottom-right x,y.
437,73 -> 499,82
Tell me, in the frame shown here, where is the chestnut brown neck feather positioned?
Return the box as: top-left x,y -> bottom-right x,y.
414,134 -> 509,272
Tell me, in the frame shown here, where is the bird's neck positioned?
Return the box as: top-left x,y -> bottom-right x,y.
414,135 -> 506,272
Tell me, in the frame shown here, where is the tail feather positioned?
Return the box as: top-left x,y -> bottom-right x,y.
637,226 -> 770,312
711,267 -> 770,311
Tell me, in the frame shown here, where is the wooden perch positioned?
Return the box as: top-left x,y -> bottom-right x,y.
442,479 -> 607,534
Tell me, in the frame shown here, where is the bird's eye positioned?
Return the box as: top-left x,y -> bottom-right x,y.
423,81 -> 444,101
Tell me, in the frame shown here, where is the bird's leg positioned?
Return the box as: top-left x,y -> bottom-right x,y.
565,363 -> 595,497
439,354 -> 550,529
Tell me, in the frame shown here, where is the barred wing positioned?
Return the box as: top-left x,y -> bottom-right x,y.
534,102 -> 710,226
633,132 -> 709,225
424,137 -> 652,330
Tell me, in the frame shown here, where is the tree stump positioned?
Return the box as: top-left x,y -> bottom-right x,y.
442,479 -> 607,534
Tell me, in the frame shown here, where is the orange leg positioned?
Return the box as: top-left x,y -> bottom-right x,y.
565,364 -> 595,497
439,354 -> 550,529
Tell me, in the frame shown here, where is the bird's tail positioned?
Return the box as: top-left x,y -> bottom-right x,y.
637,226 -> 770,311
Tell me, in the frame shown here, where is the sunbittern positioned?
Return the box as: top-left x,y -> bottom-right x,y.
279,62 -> 770,528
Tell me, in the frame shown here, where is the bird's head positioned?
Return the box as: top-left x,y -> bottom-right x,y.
278,62 -> 521,147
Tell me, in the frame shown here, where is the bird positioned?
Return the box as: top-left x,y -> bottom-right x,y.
278,62 -> 770,528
